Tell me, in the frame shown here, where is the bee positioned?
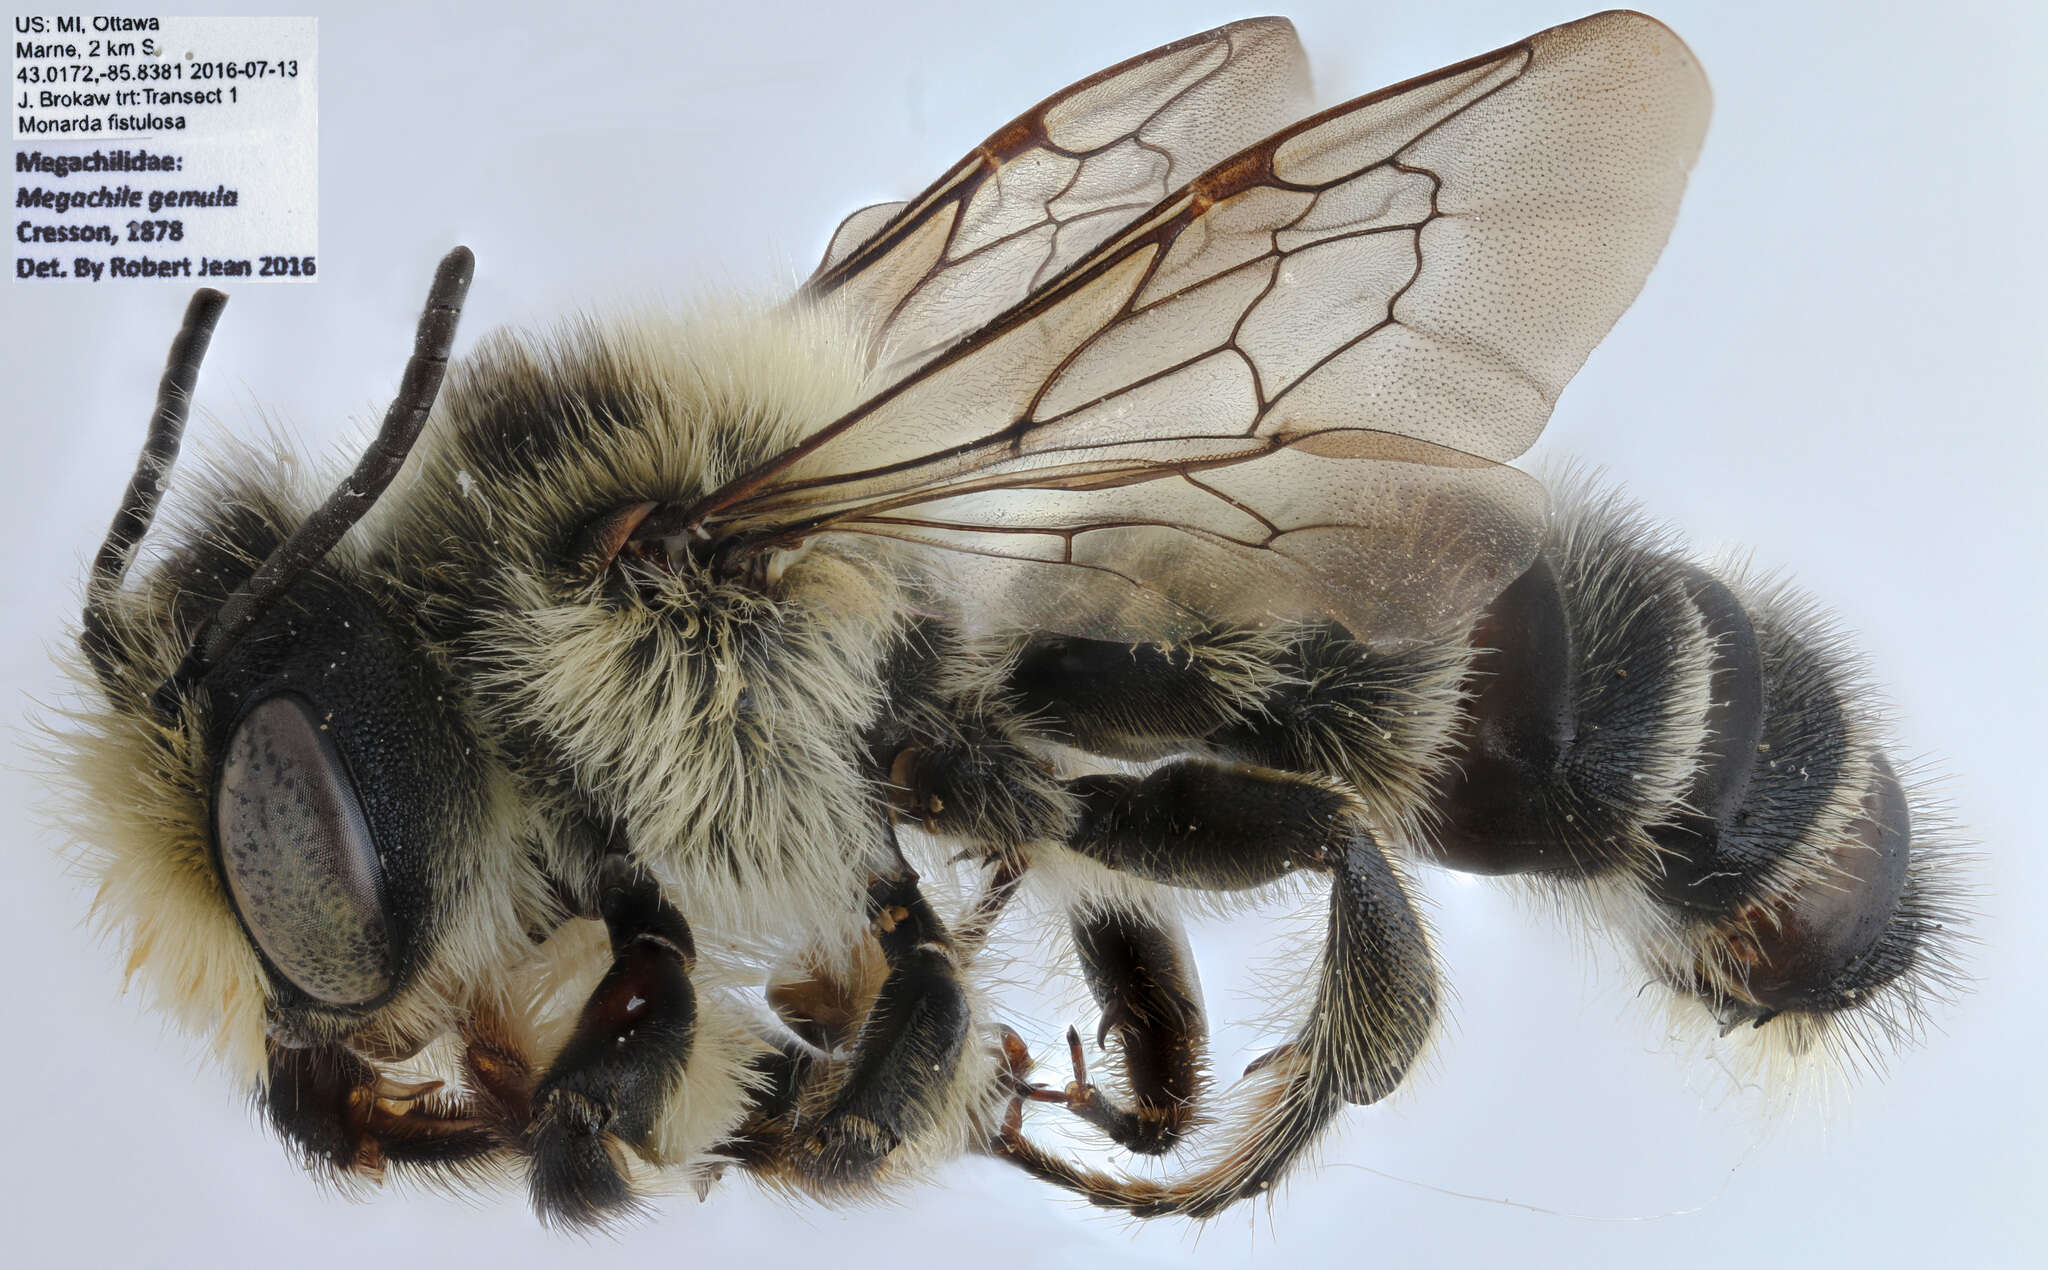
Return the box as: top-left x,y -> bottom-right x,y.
55,10 -> 1965,1231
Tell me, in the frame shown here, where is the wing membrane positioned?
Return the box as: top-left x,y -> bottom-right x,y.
816,200 -> 907,274
806,18 -> 1312,385
835,440 -> 1547,642
730,12 -> 1710,644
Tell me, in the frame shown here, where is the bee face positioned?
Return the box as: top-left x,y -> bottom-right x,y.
207,581 -> 447,1018
20,4 -> 2007,1258
76,488 -> 537,1066
60,281 -> 551,1079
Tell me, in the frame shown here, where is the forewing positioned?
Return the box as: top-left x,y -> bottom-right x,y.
806,18 -> 1312,385
734,12 -> 1709,644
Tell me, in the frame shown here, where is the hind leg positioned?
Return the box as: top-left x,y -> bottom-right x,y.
1014,482 -> 1963,1071
1038,906 -> 1209,1157
1010,625 -> 1471,844
997,758 -> 1438,1217
860,630 -> 1446,1212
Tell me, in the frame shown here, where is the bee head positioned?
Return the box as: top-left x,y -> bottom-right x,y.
61,254 -> 546,1074
192,565 -> 490,1041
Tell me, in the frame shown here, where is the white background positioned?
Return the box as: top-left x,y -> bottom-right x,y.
4,2 -> 2041,1266
12,17 -> 321,283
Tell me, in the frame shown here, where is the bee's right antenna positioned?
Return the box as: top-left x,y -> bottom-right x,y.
80,286 -> 229,696
158,246 -> 475,700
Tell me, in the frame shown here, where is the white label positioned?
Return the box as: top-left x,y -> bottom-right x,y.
12,16 -> 317,282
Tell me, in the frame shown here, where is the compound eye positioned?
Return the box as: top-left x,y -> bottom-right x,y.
216,693 -> 394,1006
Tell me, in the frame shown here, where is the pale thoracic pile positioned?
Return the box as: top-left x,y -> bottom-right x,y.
57,11 -> 1963,1230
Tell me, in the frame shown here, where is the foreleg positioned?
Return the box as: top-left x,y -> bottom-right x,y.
261,1040 -> 501,1180
522,855 -> 698,1227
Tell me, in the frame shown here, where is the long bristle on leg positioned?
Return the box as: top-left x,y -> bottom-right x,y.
1017,905 -> 1209,1157
790,871 -> 971,1187
524,854 -> 699,1229
262,1039 -> 503,1184
994,761 -> 1437,1217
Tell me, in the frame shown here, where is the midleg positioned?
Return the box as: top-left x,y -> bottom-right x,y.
736,860 -> 977,1195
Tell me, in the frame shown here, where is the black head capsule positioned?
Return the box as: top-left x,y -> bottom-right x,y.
217,693 -> 393,1006
197,567 -> 487,1019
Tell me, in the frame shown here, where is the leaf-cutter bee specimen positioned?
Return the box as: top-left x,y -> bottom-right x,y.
58,10 -> 1966,1228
